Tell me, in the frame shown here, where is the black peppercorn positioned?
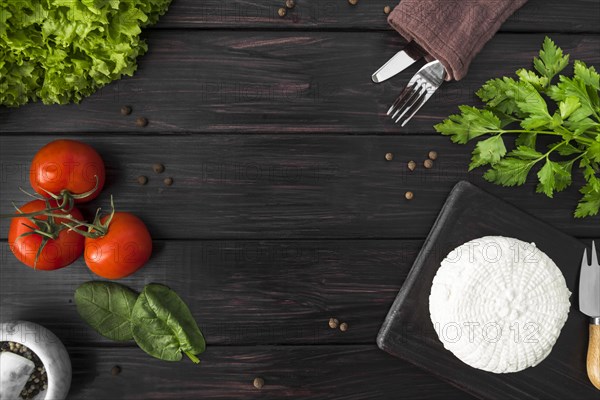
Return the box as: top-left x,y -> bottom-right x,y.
253,377 -> 265,389
135,117 -> 148,127
137,175 -> 148,185
152,163 -> 165,174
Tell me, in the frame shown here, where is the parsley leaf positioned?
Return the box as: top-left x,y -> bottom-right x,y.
484,158 -> 538,187
434,106 -> 502,144
575,180 -> 600,218
533,37 -> 570,82
470,135 -> 507,170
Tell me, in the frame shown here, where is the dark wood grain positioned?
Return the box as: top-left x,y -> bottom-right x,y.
152,0 -> 600,33
65,345 -> 473,400
0,33 -> 597,134
0,239 -> 420,346
378,182 -> 599,400
1,135 -> 597,240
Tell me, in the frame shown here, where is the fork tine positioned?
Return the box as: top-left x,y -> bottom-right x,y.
394,86 -> 426,122
387,84 -> 414,116
399,88 -> 431,126
591,241 -> 598,267
391,85 -> 421,120
582,248 -> 589,267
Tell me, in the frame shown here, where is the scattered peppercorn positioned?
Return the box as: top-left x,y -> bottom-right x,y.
424,159 -> 433,169
285,0 -> 295,9
152,163 -> 165,174
163,177 -> 174,186
405,191 -> 414,200
111,365 -> 121,376
137,175 -> 148,185
328,318 -> 339,329
135,116 -> 148,127
339,322 -> 349,332
385,152 -> 393,161
348,0 -> 358,5
253,377 -> 265,389
384,5 -> 391,14
407,160 -> 416,171
428,150 -> 438,160
278,7 -> 286,17
120,105 -> 132,116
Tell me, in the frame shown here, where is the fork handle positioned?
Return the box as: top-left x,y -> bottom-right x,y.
588,320 -> 600,390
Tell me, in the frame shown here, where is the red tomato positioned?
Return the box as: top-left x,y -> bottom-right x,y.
8,200 -> 85,270
84,212 -> 152,280
30,139 -> 105,203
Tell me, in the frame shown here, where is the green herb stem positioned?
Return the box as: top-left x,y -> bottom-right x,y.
184,351 -> 200,364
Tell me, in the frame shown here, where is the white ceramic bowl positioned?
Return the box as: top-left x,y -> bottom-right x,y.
1,321 -> 71,400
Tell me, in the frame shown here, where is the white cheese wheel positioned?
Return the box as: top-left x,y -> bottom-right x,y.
429,236 -> 571,373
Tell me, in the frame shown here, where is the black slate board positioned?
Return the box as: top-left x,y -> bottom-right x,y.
377,181 -> 598,400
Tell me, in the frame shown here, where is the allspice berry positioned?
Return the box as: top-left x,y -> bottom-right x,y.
424,159 -> 433,169
120,105 -> 132,115
135,116 -> 148,127
405,191 -> 414,200
407,160 -> 416,171
428,150 -> 438,160
348,0 -> 358,5
384,5 -> 391,14
137,175 -> 148,185
152,163 -> 165,174
385,152 -> 393,161
339,322 -> 349,332
328,318 -> 339,329
286,0 -> 295,9
253,377 -> 265,389
164,177 -> 174,186
111,366 -> 121,376
278,7 -> 286,17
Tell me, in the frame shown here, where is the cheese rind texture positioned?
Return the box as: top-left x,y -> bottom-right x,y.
429,236 -> 571,373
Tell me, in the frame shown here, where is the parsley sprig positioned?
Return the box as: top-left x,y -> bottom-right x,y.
435,37 -> 600,218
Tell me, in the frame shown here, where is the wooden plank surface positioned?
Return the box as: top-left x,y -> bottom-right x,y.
66,345 -> 473,400
0,33 -> 597,134
1,135 -> 597,240
0,239 -> 419,346
152,0 -> 600,32
1,1 -> 598,399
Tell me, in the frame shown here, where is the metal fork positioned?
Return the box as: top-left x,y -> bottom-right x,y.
387,60 -> 446,127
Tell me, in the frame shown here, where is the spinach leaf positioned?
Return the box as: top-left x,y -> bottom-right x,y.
75,281 -> 138,341
131,284 -> 205,363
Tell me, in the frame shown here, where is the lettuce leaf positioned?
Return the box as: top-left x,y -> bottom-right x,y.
0,0 -> 171,107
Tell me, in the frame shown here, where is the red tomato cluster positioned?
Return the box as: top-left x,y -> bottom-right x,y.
7,140 -> 152,279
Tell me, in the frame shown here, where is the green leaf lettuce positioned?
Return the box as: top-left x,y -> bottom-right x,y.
0,0 -> 172,107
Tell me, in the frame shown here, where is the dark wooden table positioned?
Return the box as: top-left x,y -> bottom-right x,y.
1,1 -> 599,399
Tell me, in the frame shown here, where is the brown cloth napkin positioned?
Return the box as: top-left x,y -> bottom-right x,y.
388,0 -> 528,80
